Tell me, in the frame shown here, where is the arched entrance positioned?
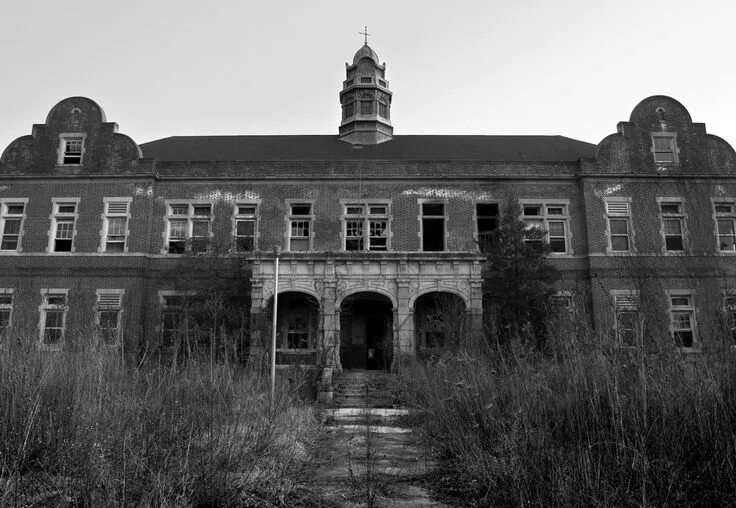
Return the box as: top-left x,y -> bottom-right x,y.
340,292 -> 393,370
414,292 -> 466,352
266,291 -> 320,365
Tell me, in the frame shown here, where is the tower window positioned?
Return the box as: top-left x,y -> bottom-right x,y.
378,103 -> 389,119
359,101 -> 375,115
58,134 -> 86,165
360,77 -> 372,83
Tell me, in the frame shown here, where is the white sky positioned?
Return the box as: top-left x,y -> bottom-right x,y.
1,0 -> 735,152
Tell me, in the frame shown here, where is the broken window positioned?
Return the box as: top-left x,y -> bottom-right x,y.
344,202 -> 389,251
59,135 -> 85,165
476,203 -> 499,253
234,204 -> 258,252
50,200 -> 79,252
613,291 -> 639,347
96,290 -> 124,345
715,201 -> 736,251
288,203 -> 313,251
421,202 -> 446,252
660,201 -> 685,251
669,292 -> 696,349
0,201 -> 26,251
40,290 -> 68,345
166,203 -> 212,254
521,202 -> 569,253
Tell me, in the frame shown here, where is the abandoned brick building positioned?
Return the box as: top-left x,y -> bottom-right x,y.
2,41 -> 736,369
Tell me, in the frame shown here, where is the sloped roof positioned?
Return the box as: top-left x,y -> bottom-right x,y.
139,135 -> 596,162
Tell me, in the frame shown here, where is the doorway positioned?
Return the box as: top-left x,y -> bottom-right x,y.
339,292 -> 393,370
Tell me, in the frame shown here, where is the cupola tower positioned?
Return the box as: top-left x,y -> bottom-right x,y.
338,28 -> 393,145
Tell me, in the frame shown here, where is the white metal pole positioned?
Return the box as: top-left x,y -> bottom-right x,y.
270,246 -> 281,403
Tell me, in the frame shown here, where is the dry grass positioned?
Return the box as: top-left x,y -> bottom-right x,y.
401,333 -> 736,506
0,339 -> 324,507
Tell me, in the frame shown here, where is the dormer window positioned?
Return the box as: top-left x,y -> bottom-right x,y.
58,134 -> 86,165
652,134 -> 678,164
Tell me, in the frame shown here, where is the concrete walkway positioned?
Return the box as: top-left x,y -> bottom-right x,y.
308,407 -> 451,507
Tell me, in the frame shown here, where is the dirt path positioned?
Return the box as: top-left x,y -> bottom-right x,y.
305,407 -> 451,507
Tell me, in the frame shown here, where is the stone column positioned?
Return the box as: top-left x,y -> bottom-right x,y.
321,281 -> 340,369
394,279 -> 416,371
469,278 -> 485,347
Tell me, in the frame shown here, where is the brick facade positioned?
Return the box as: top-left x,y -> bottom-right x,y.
2,56 -> 736,367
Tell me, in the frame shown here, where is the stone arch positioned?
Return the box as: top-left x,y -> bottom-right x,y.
408,286 -> 470,311
264,291 -> 321,365
261,285 -> 321,309
413,291 -> 467,351
336,286 -> 397,311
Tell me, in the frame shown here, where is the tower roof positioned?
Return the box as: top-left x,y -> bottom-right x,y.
352,44 -> 380,65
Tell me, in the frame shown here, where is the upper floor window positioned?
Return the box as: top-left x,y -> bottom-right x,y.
50,199 -> 79,252
360,77 -> 372,84
166,203 -> 212,254
96,290 -> 124,345
343,102 -> 355,119
605,200 -> 632,252
652,134 -> 678,164
668,291 -> 696,349
0,289 -> 13,341
476,203 -> 499,253
288,202 -> 313,251
58,134 -> 86,165
378,103 -> 389,119
659,200 -> 685,251
0,200 -> 27,251
234,204 -> 258,252
521,202 -> 569,253
343,202 -> 389,251
39,289 -> 68,346
102,199 -> 131,253
714,201 -> 736,251
359,100 -> 375,115
421,202 -> 446,252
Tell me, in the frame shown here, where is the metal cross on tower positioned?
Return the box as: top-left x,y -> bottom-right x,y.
359,26 -> 371,45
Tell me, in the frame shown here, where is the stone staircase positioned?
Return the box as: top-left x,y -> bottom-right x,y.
332,370 -> 398,408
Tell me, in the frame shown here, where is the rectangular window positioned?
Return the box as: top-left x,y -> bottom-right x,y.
606,200 -> 631,252
160,293 -> 184,346
102,199 -> 130,253
0,290 -> 13,341
39,290 -> 68,345
160,292 -> 208,347
652,134 -> 678,163
0,201 -> 26,251
521,203 -> 569,253
669,292 -> 696,349
660,201 -> 685,251
288,203 -> 313,251
343,102 -> 354,119
96,290 -> 124,345
715,201 -> 736,251
421,202 -> 446,252
343,202 -> 389,251
50,200 -> 79,252
59,136 -> 85,165
360,77 -> 372,84
476,203 -> 499,253
550,292 -> 573,317
378,103 -> 389,119
166,203 -> 212,254
613,291 -> 639,347
234,204 -> 258,252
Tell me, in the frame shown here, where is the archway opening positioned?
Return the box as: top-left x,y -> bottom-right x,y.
266,291 -> 320,365
339,292 -> 393,371
414,292 -> 466,353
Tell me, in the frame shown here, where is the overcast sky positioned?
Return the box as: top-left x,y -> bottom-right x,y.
1,0 -> 735,152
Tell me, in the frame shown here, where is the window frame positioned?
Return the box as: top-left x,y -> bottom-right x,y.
419,200 -> 448,252
658,198 -> 686,253
723,291 -> 736,348
611,290 -> 640,347
233,202 -> 260,253
667,290 -> 698,351
550,291 -> 574,318
519,200 -> 571,254
0,289 -> 13,341
341,201 -> 391,252
164,202 -> 214,254
57,133 -> 87,165
604,198 -> 633,253
48,198 -> 80,253
0,199 -> 28,252
475,202 -> 499,253
96,289 -> 124,346
713,199 -> 736,253
38,288 -> 69,348
651,133 -> 679,164
101,198 -> 132,253
286,201 -> 314,252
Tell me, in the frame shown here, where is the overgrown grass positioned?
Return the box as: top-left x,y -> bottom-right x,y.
401,334 -> 736,506
0,340 -> 324,506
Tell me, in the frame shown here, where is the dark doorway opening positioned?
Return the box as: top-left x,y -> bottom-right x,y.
340,292 -> 393,370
